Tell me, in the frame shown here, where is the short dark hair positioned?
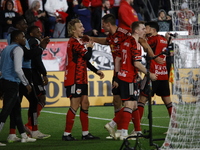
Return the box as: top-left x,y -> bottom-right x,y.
27,26 -> 39,36
145,21 -> 160,32
130,21 -> 145,33
10,30 -> 23,43
102,14 -> 116,25
12,16 -> 26,28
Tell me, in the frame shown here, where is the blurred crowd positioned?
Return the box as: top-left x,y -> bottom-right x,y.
0,0 -> 199,39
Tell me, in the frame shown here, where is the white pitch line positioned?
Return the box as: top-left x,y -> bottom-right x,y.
38,110 -> 169,129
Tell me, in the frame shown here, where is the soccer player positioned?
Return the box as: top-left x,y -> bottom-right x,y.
90,14 -> 163,139
112,21 -> 157,140
62,19 -> 104,141
137,21 -> 173,122
24,25 -> 50,139
6,16 -> 49,141
0,30 -> 36,146
91,14 -> 143,139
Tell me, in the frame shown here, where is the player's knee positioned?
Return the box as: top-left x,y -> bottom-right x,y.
81,100 -> 90,110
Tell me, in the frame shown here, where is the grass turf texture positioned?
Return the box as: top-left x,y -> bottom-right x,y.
0,105 -> 169,150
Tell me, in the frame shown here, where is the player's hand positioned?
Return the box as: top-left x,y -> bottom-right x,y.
43,76 -> 49,85
97,71 -> 104,79
92,29 -> 98,36
149,73 -> 157,81
138,38 -> 149,51
113,81 -> 119,88
26,85 -> 32,94
82,35 -> 90,42
165,32 -> 171,41
40,36 -> 50,49
138,37 -> 147,44
86,39 -> 94,49
154,56 -> 164,64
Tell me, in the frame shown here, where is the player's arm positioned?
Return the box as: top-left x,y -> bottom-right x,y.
131,43 -> 157,81
112,56 -> 121,88
90,36 -> 108,45
115,56 -> 121,73
13,47 -> 32,94
139,37 -> 164,64
134,61 -> 157,81
87,61 -> 104,79
83,40 -> 94,60
32,56 -> 48,85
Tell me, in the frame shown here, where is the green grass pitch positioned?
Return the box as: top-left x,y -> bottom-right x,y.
0,105 -> 170,150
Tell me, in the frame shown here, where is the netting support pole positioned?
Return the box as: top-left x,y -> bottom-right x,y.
144,53 -> 166,149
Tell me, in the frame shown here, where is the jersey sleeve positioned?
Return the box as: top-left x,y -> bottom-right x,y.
13,47 -> 29,86
130,38 -> 142,61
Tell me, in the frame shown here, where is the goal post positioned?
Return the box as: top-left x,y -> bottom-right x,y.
161,0 -> 200,149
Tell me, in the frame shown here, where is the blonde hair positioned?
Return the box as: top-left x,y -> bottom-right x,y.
67,19 -> 81,37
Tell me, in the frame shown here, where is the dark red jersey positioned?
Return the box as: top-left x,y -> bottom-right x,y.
106,27 -> 131,75
64,37 -> 88,86
118,36 -> 142,83
147,35 -> 168,80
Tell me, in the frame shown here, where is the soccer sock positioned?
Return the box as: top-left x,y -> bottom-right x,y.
26,103 -> 44,128
166,102 -> 172,116
82,131 -> 89,136
114,108 -> 121,116
80,108 -> 89,132
32,125 -> 38,131
121,129 -> 128,137
108,120 -> 116,128
25,109 -> 32,127
30,112 -> 38,131
138,102 -> 145,119
65,107 -> 76,133
113,107 -> 124,130
132,109 -> 141,131
121,107 -> 132,130
37,102 -> 44,117
9,128 -> 16,134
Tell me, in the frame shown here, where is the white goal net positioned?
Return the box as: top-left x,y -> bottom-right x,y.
161,0 -> 200,149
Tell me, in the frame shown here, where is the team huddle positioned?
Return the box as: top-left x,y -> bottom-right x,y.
63,14 -> 173,141
0,14 -> 173,146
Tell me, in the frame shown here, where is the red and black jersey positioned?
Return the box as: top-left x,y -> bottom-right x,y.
118,36 -> 142,83
64,37 -> 88,86
106,27 -> 131,75
147,35 -> 168,80
106,27 -> 131,60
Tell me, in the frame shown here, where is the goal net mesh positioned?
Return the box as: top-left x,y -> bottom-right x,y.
161,0 -> 200,149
